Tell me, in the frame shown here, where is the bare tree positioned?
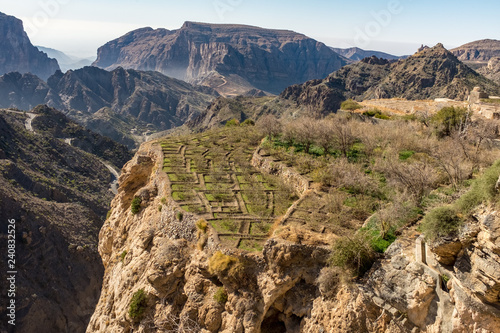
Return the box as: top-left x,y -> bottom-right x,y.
256,114 -> 282,140
283,117 -> 317,154
314,119 -> 336,155
331,117 -> 356,157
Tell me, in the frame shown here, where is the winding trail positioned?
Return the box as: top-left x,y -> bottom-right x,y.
103,163 -> 120,195
62,136 -> 121,195
1,109 -> 122,194
0,109 -> 37,132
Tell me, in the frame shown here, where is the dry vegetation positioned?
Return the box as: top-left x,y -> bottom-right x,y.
259,109 -> 500,275
160,106 -> 500,273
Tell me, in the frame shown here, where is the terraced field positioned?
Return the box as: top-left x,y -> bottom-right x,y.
160,127 -> 296,251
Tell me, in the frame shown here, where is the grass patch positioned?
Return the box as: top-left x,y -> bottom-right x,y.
238,239 -> 264,252
208,251 -> 244,278
213,287 -> 228,304
399,150 -> 415,161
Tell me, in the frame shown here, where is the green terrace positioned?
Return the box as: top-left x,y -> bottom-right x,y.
160,127 -> 296,251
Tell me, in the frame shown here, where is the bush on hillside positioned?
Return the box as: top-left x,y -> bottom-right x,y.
330,232 -> 377,277
341,99 -> 363,111
128,289 -> 147,321
131,197 -> 142,214
420,205 -> 462,241
431,106 -> 469,137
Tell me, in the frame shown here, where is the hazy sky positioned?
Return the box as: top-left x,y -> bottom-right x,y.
1,0 -> 499,58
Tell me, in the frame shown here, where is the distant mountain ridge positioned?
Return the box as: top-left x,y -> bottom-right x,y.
451,39 -> 500,62
0,12 -> 59,79
36,46 -> 94,72
281,43 -> 500,114
0,67 -> 218,147
330,46 -> 402,61
92,21 -> 348,95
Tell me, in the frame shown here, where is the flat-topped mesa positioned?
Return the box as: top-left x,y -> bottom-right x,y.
451,39 -> 500,62
92,21 -> 347,95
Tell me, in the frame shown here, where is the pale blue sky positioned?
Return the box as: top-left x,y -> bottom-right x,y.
1,0 -> 499,58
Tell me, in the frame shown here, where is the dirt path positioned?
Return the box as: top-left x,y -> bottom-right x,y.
103,163 -> 120,195
0,109 -> 37,132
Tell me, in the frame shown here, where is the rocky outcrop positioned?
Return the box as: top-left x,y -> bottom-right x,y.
0,12 -> 59,80
451,39 -> 500,62
281,44 -> 500,113
478,57 -> 500,84
92,21 -> 347,95
86,137 -> 500,332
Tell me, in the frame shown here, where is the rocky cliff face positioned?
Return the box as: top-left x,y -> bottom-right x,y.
0,12 -> 60,80
0,107 -> 127,333
478,57 -> 500,85
92,22 -> 347,95
281,44 -> 500,113
451,39 -> 500,62
86,138 -> 500,332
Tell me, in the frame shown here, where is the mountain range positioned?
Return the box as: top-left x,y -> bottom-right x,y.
0,67 -> 219,148
92,21 -> 348,96
36,46 -> 94,72
330,46 -> 402,61
451,39 -> 500,63
279,43 -> 500,114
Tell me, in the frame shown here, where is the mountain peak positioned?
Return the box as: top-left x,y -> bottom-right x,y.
0,11 -> 60,79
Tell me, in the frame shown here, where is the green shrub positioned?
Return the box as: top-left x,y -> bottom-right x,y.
330,232 -> 377,277
208,251 -> 244,279
420,205 -> 462,241
128,289 -> 147,321
106,209 -> 112,220
120,250 -> 127,262
225,118 -> 240,127
196,219 -> 208,233
241,119 -> 255,126
431,106 -> 469,136
399,150 -> 415,161
213,287 -> 228,304
160,197 -> 167,205
341,99 -> 363,111
176,211 -> 183,221
455,160 -> 500,214
374,113 -> 391,120
363,109 -> 382,117
158,205 -> 162,212
131,197 -> 142,214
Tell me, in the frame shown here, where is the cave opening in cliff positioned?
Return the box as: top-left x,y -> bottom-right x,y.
260,307 -> 287,333
260,306 -> 303,333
